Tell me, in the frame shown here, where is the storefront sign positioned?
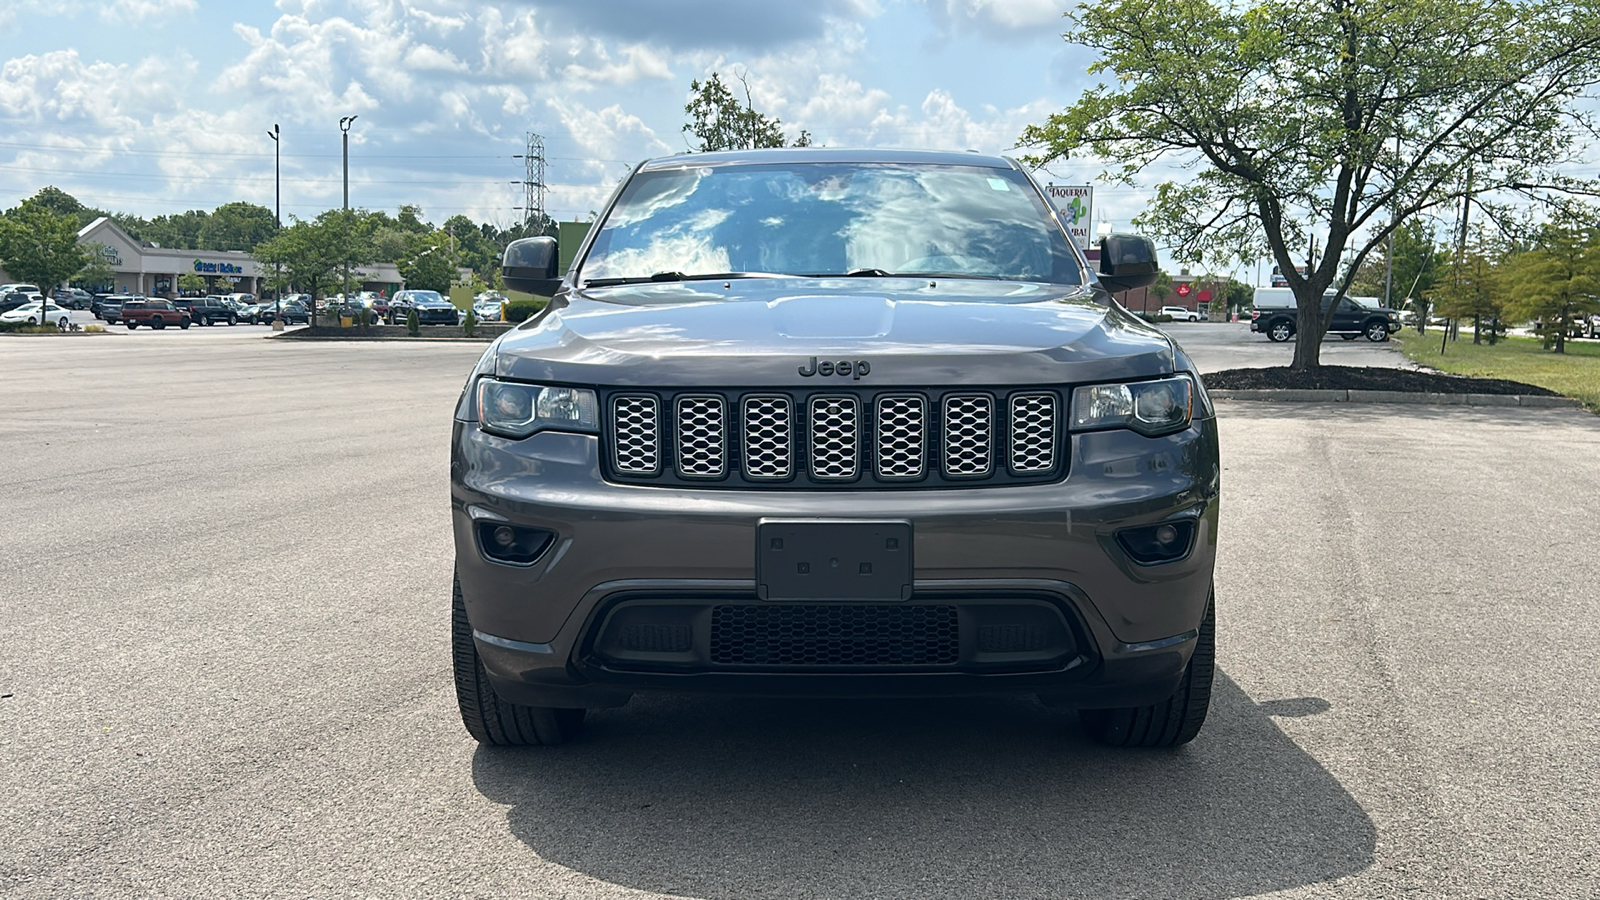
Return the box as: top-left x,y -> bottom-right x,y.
193,259 -> 244,275
1044,184 -> 1095,249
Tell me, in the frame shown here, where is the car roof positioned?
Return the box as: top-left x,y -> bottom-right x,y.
636,147 -> 1022,173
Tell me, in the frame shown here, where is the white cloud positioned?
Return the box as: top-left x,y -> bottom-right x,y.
101,0 -> 198,25
919,0 -> 1064,39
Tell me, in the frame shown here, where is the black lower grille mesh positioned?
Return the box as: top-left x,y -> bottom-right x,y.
710,604 -> 959,667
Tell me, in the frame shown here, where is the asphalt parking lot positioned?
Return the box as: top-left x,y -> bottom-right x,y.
2,331 -> 1597,898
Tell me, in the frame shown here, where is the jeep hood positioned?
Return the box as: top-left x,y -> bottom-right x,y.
493,279 -> 1179,387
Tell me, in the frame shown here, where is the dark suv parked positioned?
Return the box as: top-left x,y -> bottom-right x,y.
450,149 -> 1220,749
174,296 -> 239,326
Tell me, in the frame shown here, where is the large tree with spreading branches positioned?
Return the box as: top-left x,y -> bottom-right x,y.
1021,0 -> 1600,369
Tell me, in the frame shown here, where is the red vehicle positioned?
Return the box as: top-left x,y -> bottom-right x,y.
120,299 -> 191,330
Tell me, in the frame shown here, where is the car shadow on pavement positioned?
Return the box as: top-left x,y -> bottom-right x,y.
471,671 -> 1374,899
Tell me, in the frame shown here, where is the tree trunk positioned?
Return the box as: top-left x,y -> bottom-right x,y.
1290,299 -> 1324,370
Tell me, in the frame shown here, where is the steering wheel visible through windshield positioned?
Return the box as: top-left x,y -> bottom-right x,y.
578,162 -> 1086,287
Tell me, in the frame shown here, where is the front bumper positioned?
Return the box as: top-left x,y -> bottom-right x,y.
452,417 -> 1220,709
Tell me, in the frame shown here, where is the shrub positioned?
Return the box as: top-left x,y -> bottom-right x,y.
462,305 -> 477,338
406,308 -> 420,336
503,298 -> 547,323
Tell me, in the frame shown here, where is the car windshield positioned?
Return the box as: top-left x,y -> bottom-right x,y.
579,162 -> 1086,286
409,292 -> 444,303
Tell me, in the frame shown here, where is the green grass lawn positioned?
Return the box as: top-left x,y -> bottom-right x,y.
1392,328 -> 1600,412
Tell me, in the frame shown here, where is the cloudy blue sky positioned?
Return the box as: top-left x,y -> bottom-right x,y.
0,0 -> 1147,231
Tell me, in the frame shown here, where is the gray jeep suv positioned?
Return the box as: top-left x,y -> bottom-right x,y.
451,149 -> 1220,748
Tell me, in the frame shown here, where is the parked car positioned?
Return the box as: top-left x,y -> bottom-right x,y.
53,287 -> 94,309
0,285 -> 43,313
94,294 -> 140,324
1159,305 -> 1199,322
471,299 -> 503,322
0,301 -> 72,328
450,148 -> 1218,749
236,302 -> 266,324
174,296 -> 239,325
0,291 -> 33,315
261,300 -> 310,325
1249,287 -> 1401,342
119,299 -> 191,329
390,289 -> 457,325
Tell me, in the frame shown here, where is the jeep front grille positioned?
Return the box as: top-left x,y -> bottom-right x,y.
875,395 -> 926,479
809,395 -> 860,480
742,396 -> 793,479
606,388 -> 1063,488
1008,392 -> 1058,473
613,396 -> 660,474
675,396 -> 726,478
942,394 -> 993,477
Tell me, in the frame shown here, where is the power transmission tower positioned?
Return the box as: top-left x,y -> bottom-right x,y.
515,133 -> 547,233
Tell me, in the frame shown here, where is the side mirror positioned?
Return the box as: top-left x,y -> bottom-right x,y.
502,236 -> 561,296
1098,233 -> 1159,292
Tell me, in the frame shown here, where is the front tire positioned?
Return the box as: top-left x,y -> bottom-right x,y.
1365,320 -> 1389,342
126,321 -> 137,329
452,571 -> 585,746
1079,592 -> 1214,748
1267,320 -> 1292,342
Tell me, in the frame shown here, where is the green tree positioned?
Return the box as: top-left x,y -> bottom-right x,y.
1502,219 -> 1600,353
1226,279 -> 1255,318
200,202 -> 278,251
0,200 -> 90,294
176,272 -> 208,295
253,209 -> 373,326
1021,0 -> 1600,370
74,243 -> 117,291
684,72 -> 808,151
398,231 -> 456,293
1430,239 -> 1507,345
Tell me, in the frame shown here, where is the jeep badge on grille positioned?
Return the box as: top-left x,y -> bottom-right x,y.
798,357 -> 871,380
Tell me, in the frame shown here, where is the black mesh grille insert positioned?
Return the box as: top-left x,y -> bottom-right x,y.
710,605 -> 959,667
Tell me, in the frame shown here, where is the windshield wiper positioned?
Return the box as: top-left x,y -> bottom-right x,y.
583,271 -> 788,287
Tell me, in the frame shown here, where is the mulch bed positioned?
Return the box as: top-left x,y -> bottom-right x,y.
1205,365 -> 1559,396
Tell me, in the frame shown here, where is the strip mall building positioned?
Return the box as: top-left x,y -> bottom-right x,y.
67,217 -> 404,298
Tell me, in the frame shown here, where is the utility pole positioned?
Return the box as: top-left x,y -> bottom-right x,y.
338,114 -> 358,329
266,123 -> 281,318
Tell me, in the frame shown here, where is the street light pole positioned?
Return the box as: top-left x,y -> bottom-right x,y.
267,124 -> 281,318
338,115 -> 358,329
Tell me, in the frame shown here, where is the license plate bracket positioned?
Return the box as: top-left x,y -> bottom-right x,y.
756,519 -> 913,601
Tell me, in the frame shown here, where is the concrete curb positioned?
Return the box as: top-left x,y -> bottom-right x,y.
1209,388 -> 1580,408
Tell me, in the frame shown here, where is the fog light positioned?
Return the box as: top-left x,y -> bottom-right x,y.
476,521 -> 555,565
1116,520 -> 1196,565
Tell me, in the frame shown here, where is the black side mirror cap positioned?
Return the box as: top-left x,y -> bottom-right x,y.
502,236 -> 561,296
1098,233 -> 1159,292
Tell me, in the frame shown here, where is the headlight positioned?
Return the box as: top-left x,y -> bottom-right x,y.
1071,376 -> 1193,436
477,378 -> 598,438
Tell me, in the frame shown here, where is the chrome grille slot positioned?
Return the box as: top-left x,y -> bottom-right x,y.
612,396 -> 660,474
875,395 -> 926,479
675,396 -> 726,477
1008,392 -> 1058,473
943,394 -> 993,476
809,395 -> 860,480
742,396 -> 792,479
